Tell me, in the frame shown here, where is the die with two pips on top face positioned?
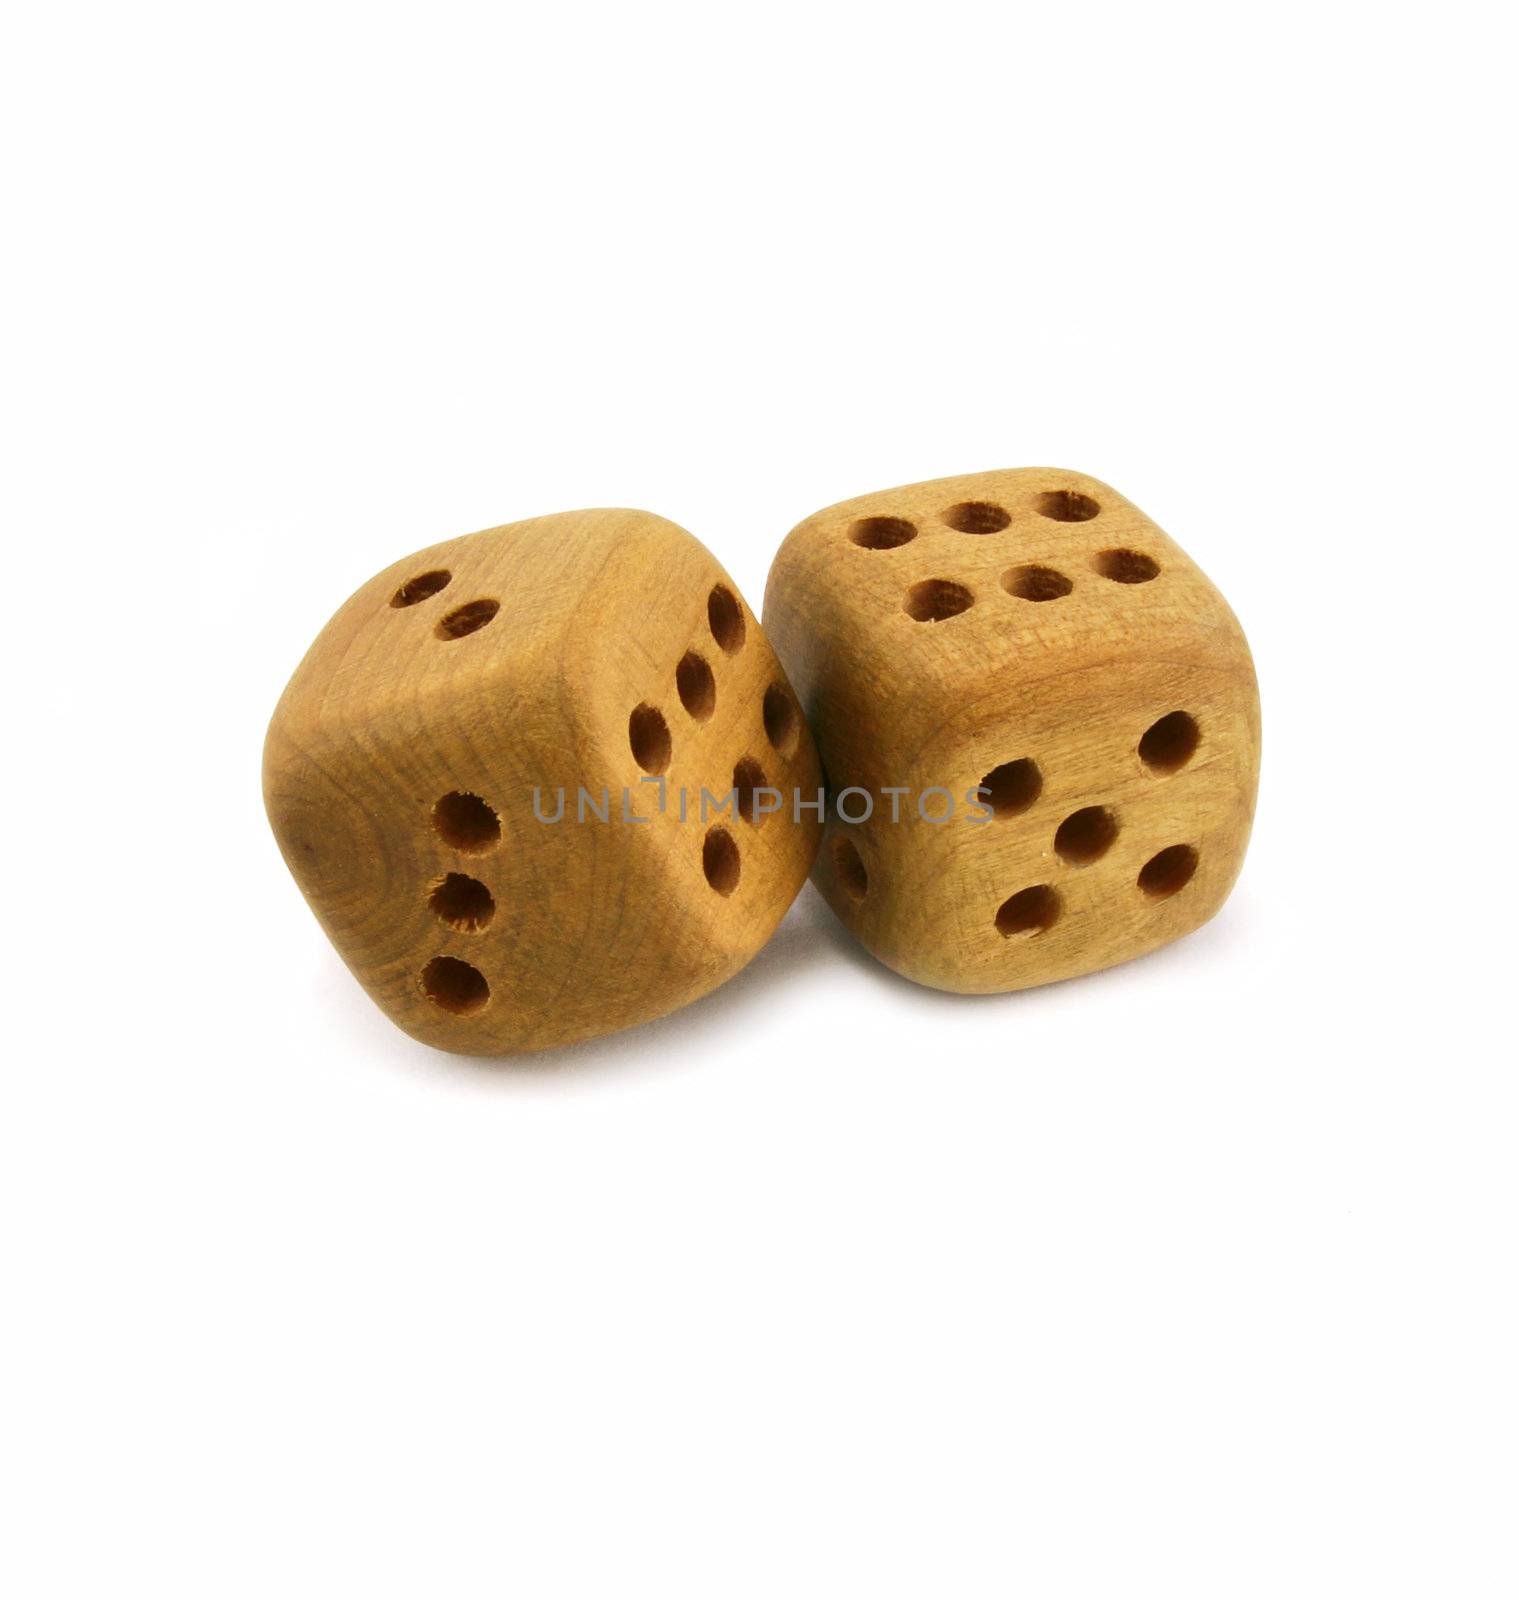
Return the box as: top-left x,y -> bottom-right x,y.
761,468 -> 1260,994
264,509 -> 821,1054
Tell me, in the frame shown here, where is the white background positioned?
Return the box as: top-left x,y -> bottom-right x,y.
3,3 -> 1515,1595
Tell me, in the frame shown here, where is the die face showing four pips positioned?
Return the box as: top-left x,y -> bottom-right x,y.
263,509 -> 821,1054
762,468 -> 1260,994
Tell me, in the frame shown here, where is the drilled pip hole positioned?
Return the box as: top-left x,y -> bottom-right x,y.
833,835 -> 868,901
1138,844 -> 1199,899
628,703 -> 671,774
1035,489 -> 1101,522
1003,564 -> 1073,602
708,584 -> 746,653
733,756 -> 769,826
1054,806 -> 1119,865
432,791 -> 501,854
943,500 -> 1010,535
979,758 -> 1042,818
996,884 -> 1061,938
435,597 -> 500,639
762,684 -> 800,756
904,579 -> 974,623
676,651 -> 716,722
419,955 -> 491,1016
390,569 -> 451,607
1139,710 -> 1200,774
428,872 -> 495,932
1094,548 -> 1160,584
703,825 -> 740,896
849,515 -> 917,549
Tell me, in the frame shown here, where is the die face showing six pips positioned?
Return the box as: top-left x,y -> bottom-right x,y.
264,509 -> 821,1054
762,468 -> 1260,994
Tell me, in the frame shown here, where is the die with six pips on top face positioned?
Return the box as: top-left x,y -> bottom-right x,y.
761,468 -> 1260,994
264,509 -> 822,1054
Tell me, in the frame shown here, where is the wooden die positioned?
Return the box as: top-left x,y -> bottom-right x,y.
762,468 -> 1259,993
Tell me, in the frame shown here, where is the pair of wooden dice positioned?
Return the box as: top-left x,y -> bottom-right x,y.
264,469 -> 1259,1053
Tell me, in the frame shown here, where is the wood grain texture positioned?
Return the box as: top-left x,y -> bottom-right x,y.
762,468 -> 1259,994
264,509 -> 821,1053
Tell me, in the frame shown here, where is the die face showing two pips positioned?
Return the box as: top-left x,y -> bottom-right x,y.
263,509 -> 820,1054
762,468 -> 1260,994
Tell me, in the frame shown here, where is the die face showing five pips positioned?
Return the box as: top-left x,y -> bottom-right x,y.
263,509 -> 821,1054
762,468 -> 1260,995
